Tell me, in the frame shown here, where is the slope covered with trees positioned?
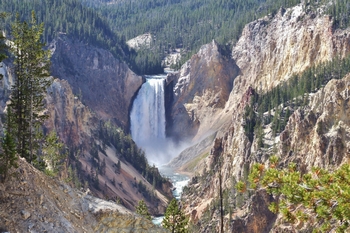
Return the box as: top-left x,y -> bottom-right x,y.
82,0 -> 350,70
244,54 -> 350,145
2,0 -> 348,74
0,0 -> 141,71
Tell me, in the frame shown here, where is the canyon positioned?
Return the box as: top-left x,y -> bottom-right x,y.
1,2 -> 350,232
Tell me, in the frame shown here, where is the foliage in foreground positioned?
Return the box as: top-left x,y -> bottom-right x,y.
237,156 -> 350,232
162,198 -> 188,233
10,11 -> 52,166
0,11 -> 67,182
0,13 -> 17,183
0,109 -> 18,183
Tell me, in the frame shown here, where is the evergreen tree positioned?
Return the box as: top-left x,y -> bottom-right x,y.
0,13 -> 17,183
135,199 -> 152,220
162,198 -> 188,233
239,157 -> 350,232
42,130 -> 66,176
0,109 -> 18,183
9,11 -> 52,165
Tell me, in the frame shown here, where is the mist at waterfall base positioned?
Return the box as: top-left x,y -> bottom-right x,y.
130,76 -> 187,166
130,76 -> 190,225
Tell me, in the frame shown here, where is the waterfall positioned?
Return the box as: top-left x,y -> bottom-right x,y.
130,76 -> 168,164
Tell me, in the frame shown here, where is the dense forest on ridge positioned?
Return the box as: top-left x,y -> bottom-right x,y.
1,0 -> 349,74
0,0 -> 143,71
81,0 -> 350,70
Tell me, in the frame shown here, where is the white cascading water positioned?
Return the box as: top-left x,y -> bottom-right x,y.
131,75 -> 190,225
130,76 -> 168,165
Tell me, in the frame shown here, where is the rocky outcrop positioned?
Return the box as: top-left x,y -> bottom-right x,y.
231,5 -> 350,93
168,40 -> 240,140
0,158 -> 168,233
50,35 -> 143,130
46,39 -> 173,214
230,190 -> 277,233
168,4 -> 350,144
279,74 -> 350,170
182,72 -> 350,231
178,3 -> 350,232
126,33 -> 152,51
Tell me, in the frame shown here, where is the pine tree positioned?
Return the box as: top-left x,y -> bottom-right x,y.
9,11 -> 51,165
162,198 -> 188,233
135,199 -> 152,220
0,17 -> 17,182
240,157 -> 350,232
42,130 -> 65,176
0,109 -> 18,183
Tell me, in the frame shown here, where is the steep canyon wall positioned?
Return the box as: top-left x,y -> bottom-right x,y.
50,35 -> 143,131
169,4 -> 350,232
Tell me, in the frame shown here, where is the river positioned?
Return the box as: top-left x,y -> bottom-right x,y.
152,166 -> 190,225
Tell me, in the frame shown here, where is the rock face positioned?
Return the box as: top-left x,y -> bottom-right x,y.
232,5 -> 350,92
279,74 -> 350,170
44,79 -> 171,215
45,38 -> 173,215
45,79 -> 95,149
176,4 -> 350,232
50,35 -> 143,130
167,5 -> 350,144
0,158 -> 168,233
168,40 -> 240,141
126,33 -> 152,51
